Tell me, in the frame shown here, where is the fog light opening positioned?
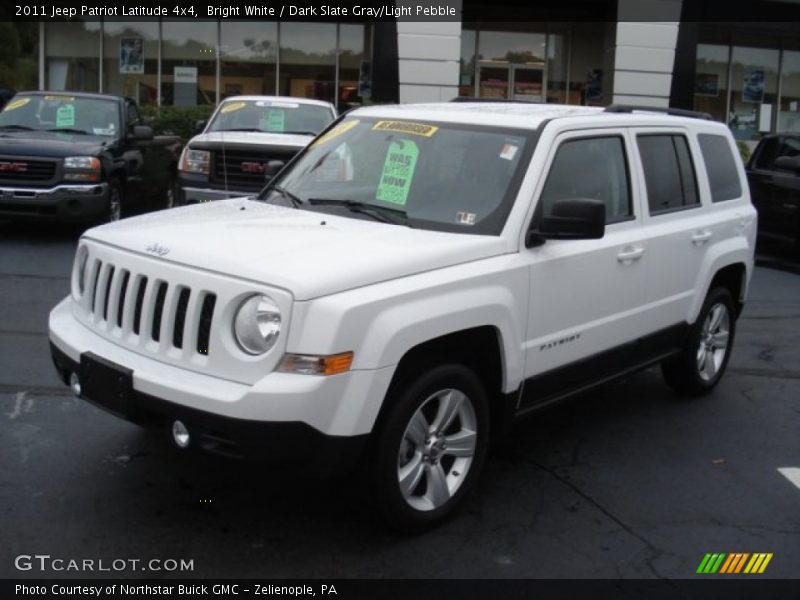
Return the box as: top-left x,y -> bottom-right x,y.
69,372 -> 81,397
172,420 -> 190,449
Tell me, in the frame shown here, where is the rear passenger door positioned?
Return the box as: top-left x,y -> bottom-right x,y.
632,129 -> 711,330
521,129 -> 649,408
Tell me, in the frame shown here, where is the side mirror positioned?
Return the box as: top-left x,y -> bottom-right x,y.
130,125 -> 154,141
264,159 -> 285,181
526,198 -> 606,247
775,155 -> 800,173
193,120 -> 207,135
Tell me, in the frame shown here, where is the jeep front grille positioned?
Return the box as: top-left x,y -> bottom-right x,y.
83,258 -> 217,356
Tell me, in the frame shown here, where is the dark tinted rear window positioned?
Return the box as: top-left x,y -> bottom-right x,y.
698,134 -> 742,202
638,134 -> 699,214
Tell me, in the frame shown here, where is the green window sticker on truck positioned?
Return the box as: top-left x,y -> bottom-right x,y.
376,139 -> 419,206
263,109 -> 285,132
56,104 -> 75,128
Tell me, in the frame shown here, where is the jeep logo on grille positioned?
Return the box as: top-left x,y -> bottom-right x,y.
145,243 -> 170,257
240,161 -> 266,173
0,161 -> 27,173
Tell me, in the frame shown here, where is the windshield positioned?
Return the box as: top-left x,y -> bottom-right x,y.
261,117 -> 535,235
0,94 -> 120,136
207,99 -> 334,135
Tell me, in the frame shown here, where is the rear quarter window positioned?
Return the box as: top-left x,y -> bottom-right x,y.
698,134 -> 742,203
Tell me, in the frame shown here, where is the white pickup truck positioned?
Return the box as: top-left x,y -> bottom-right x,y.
49,102 -> 757,531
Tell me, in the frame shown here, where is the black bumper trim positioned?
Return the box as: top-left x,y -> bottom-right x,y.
50,342 -> 368,476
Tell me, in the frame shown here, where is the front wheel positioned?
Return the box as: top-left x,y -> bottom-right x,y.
370,364 -> 489,532
662,287 -> 736,396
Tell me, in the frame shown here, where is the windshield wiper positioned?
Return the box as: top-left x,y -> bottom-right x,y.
218,128 -> 262,132
0,124 -> 35,131
265,185 -> 303,208
307,198 -> 410,226
46,128 -> 88,135
282,130 -> 318,136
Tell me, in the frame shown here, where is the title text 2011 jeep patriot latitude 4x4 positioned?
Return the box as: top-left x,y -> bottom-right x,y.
49,103 -> 757,531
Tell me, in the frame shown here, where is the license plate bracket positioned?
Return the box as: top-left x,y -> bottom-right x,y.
79,352 -> 133,418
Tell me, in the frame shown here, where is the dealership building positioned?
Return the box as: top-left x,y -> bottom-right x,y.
34,0 -> 800,141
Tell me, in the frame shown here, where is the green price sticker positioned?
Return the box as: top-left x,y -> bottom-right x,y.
56,104 -> 75,128
376,139 -> 419,206
264,109 -> 285,132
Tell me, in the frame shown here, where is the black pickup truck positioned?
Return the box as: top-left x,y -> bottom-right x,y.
0,91 -> 181,222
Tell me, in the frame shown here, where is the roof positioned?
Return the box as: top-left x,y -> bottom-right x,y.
220,95 -> 335,109
351,102 -> 726,131
16,90 -> 128,102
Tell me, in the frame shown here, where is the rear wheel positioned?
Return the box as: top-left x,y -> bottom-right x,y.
370,364 -> 489,532
662,287 -> 736,396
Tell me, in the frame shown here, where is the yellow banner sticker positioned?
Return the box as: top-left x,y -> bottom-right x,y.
44,95 -> 75,102
220,101 -> 247,114
372,120 -> 438,137
311,119 -> 360,147
3,97 -> 30,111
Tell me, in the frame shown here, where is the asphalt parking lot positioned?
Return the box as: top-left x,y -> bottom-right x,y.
1,222 -> 798,580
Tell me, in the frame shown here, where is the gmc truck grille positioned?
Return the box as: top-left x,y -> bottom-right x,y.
209,149 -> 298,191
85,258 -> 217,357
0,157 -> 57,183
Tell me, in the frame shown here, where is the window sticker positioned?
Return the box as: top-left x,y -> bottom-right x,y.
220,101 -> 246,113
92,124 -> 116,135
376,138 -> 419,206
499,143 -> 519,161
263,108 -> 285,132
456,211 -> 476,226
311,120 -> 359,147
372,120 -> 438,137
44,95 -> 75,102
3,98 -> 30,111
56,104 -> 75,128
267,101 -> 299,109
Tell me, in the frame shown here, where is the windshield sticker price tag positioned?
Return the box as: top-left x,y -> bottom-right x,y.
264,109 -> 285,132
372,120 -> 438,137
44,95 -> 75,102
269,101 -> 299,109
499,143 -> 519,161
376,139 -> 419,206
3,98 -> 30,111
456,211 -> 477,225
220,101 -> 246,113
311,119 -> 359,147
56,104 -> 75,128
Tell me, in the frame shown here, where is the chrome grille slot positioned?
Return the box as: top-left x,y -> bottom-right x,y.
151,282 -> 168,342
173,287 -> 191,349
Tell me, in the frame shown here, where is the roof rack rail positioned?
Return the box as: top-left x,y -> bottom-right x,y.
450,96 -> 534,103
604,104 -> 713,120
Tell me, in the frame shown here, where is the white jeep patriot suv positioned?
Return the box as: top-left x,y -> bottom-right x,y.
49,102 -> 757,531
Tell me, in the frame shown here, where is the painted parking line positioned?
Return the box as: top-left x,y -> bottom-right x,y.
777,467 -> 800,491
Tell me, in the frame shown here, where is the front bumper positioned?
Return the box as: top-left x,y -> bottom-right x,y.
0,183 -> 109,221
177,172 -> 259,204
48,297 -> 392,472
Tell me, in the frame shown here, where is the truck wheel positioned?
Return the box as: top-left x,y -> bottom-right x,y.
107,179 -> 124,222
370,363 -> 489,532
661,287 -> 736,396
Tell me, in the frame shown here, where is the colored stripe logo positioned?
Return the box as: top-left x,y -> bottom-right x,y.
697,553 -> 773,574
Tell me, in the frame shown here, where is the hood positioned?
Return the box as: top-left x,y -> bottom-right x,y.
188,131 -> 313,150
85,199 -> 508,301
0,130 -> 107,157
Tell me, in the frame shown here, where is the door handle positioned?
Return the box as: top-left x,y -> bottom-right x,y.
691,230 -> 713,245
616,246 -> 645,263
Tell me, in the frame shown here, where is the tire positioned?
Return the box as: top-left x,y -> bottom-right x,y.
107,178 -> 124,222
369,363 -> 490,533
662,287 -> 736,396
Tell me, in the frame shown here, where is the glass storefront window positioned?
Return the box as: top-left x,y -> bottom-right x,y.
694,44 -> 729,123
220,21 -> 277,99
569,24 -> 604,105
45,22 -> 100,92
338,24 -> 370,109
476,27 -> 546,102
778,50 -> 800,133
546,31 -> 568,104
729,46 -> 779,141
102,22 -> 159,106
279,23 -> 336,104
459,26 -> 477,97
161,21 -> 217,106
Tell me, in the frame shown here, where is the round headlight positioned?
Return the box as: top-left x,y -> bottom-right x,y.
233,294 -> 282,355
74,245 -> 89,297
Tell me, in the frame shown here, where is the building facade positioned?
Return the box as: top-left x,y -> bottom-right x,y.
32,0 -> 800,140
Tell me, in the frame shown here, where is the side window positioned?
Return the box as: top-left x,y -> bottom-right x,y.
126,102 -> 141,128
637,134 -> 699,214
698,134 -> 743,202
753,137 -> 779,170
539,136 -> 632,224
